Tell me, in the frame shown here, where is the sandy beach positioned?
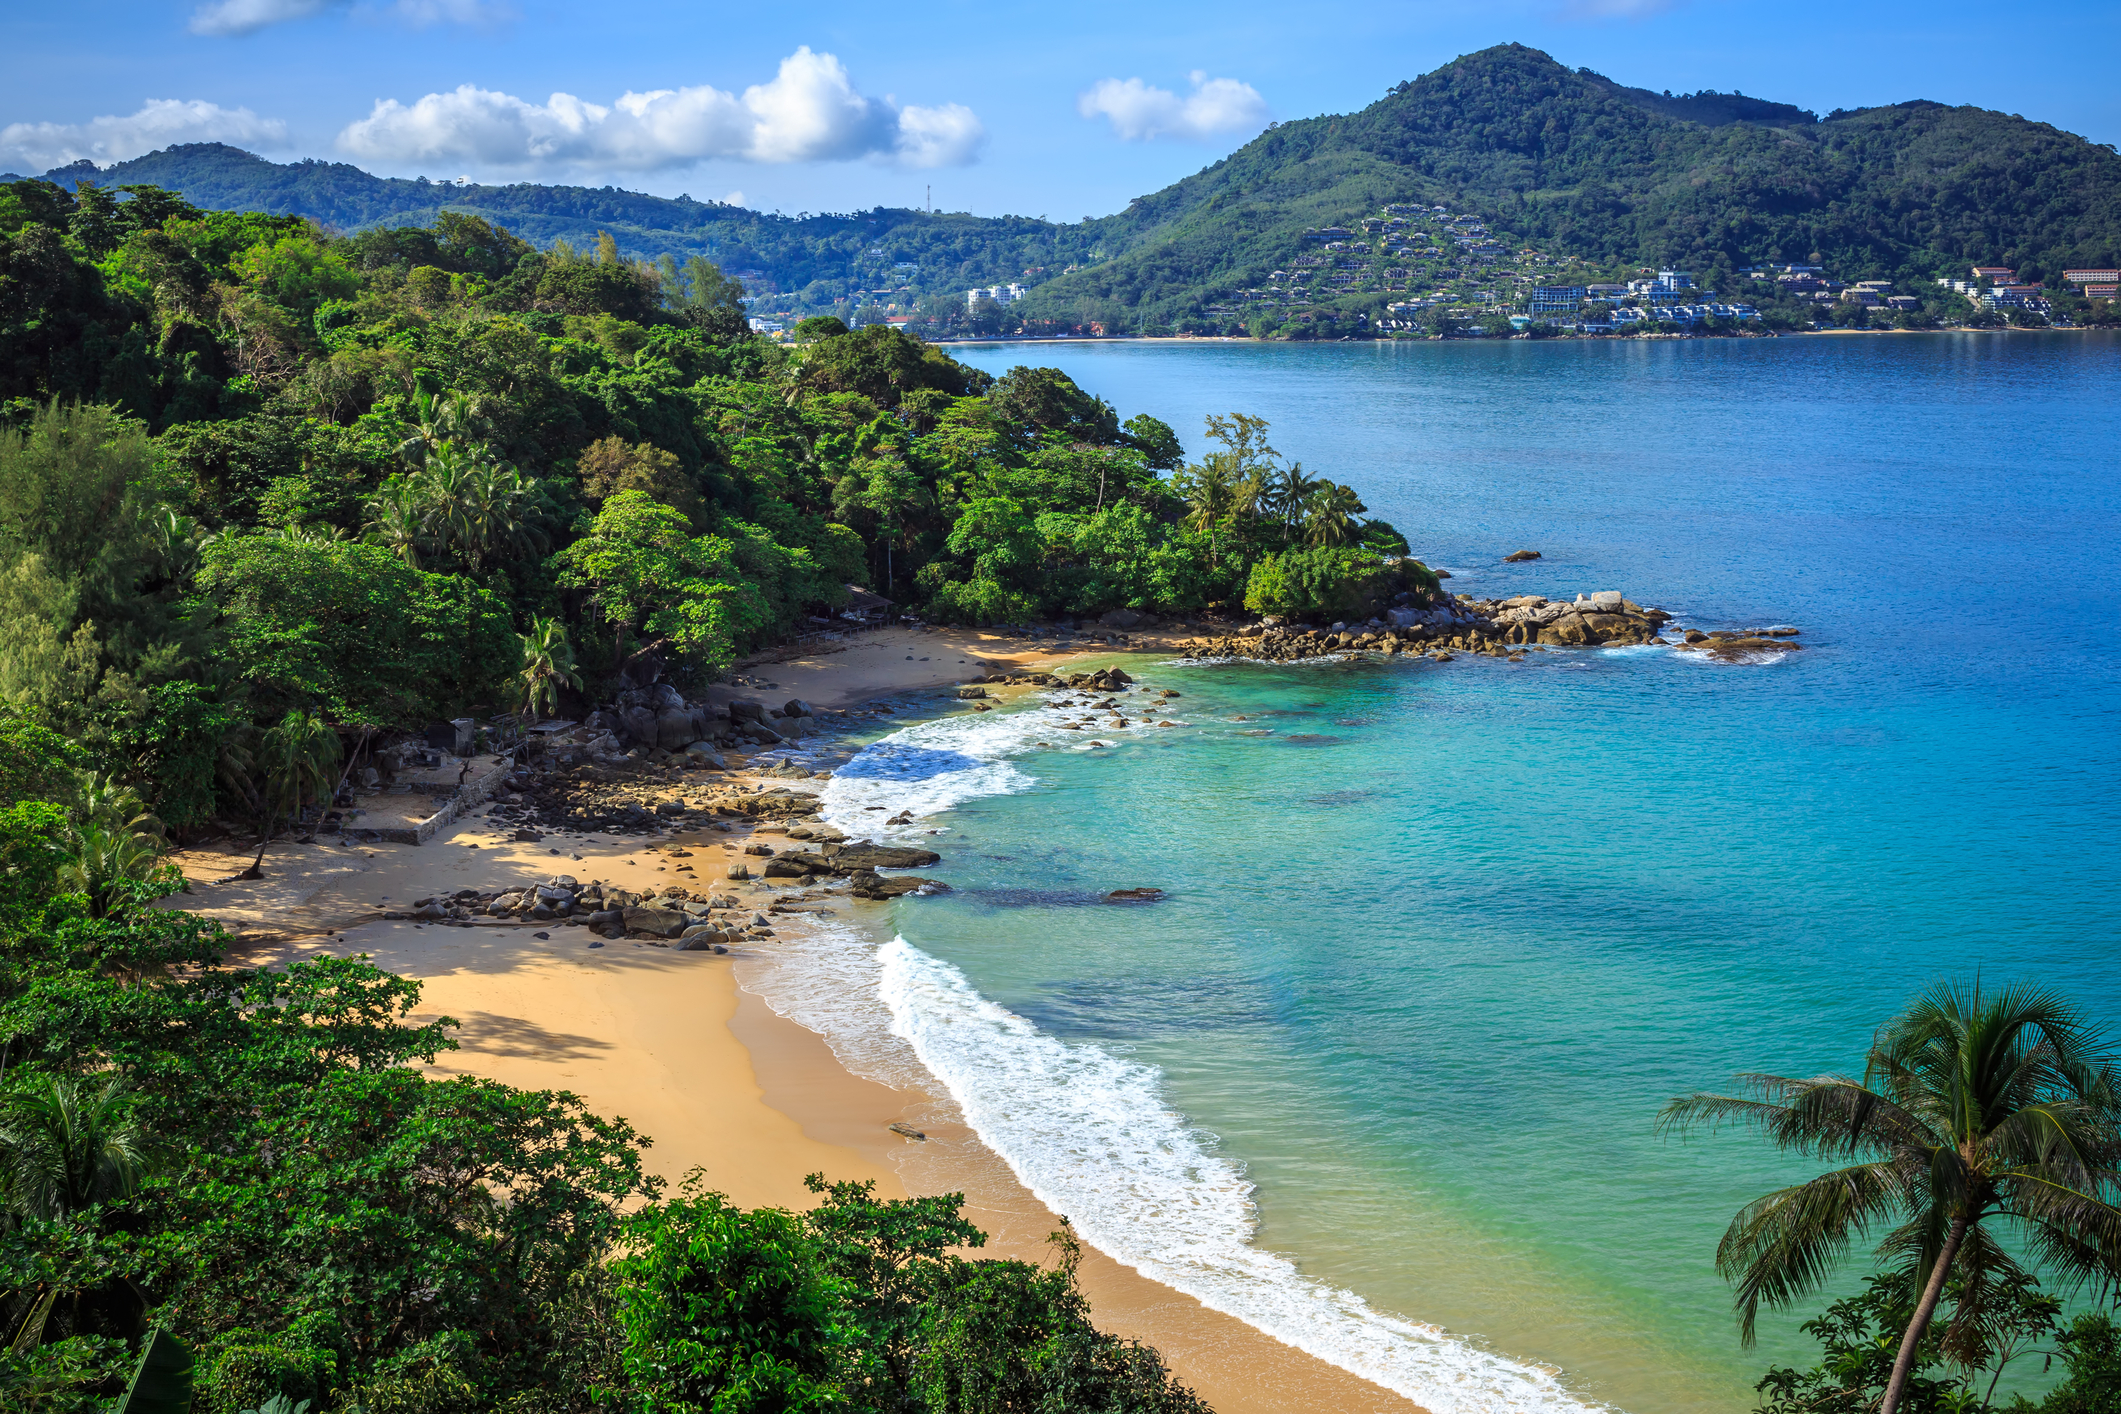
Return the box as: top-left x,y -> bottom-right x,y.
164,623 -> 1421,1414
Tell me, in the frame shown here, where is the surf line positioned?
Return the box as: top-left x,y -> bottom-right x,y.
804,704 -> 1608,1414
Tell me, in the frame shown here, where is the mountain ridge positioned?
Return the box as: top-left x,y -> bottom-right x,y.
12,44 -> 2118,329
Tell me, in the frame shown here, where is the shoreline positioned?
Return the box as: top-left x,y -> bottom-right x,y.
932,324 -> 2102,347
165,631 -> 1424,1414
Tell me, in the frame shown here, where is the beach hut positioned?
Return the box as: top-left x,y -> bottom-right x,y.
841,585 -> 895,626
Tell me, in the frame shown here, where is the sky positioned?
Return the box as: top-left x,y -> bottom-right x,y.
3,0 -> 2118,220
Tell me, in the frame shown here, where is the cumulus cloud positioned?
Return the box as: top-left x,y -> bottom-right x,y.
0,99 -> 287,172
336,48 -> 983,173
189,0 -> 508,38
1078,71 -> 1269,142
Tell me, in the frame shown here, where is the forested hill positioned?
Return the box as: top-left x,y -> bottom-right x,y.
11,43 -> 2119,327
4,143 -> 1090,311
1024,43 -> 2121,324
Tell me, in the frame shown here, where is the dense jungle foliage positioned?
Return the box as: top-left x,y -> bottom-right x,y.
0,176 -> 1416,838
25,45 -> 2116,333
0,714 -> 1213,1413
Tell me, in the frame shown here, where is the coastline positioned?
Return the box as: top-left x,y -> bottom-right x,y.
166,628 -> 1424,1414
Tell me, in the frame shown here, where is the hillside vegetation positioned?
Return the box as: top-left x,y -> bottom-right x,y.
1023,44 -> 2121,325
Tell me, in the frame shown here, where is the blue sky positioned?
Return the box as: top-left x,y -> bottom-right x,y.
4,0 -> 2118,219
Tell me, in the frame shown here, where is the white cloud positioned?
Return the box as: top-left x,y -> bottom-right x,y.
1078,71 -> 1269,142
336,48 -> 984,173
0,99 -> 287,172
188,0 -> 508,38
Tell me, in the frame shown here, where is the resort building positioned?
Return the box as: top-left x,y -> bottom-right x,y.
1527,286 -> 1588,316
1971,266 -> 2016,284
966,283 -> 1028,309
2063,269 -> 2121,286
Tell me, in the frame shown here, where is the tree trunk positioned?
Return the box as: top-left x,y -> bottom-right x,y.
1880,1215 -> 1970,1414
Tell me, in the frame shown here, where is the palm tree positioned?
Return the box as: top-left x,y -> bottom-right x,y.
1267,462 -> 1318,533
395,388 -> 487,468
1177,463 -> 1236,568
363,481 -> 428,569
57,773 -> 169,919
0,1074 -> 151,1222
518,616 -> 582,724
1660,979 -> 2121,1414
458,459 -> 549,572
244,710 -> 342,877
0,1074 -> 153,1349
1302,483 -> 1368,548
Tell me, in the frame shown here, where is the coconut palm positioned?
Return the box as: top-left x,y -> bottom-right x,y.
244,709 -> 342,876
1176,462 -> 1237,568
57,773 -> 169,918
1302,483 -> 1369,549
518,616 -> 582,724
1660,979 -> 2121,1414
395,388 -> 488,468
0,1074 -> 151,1223
457,459 -> 549,572
1266,462 -> 1319,533
363,480 -> 429,569
0,1074 -> 154,1349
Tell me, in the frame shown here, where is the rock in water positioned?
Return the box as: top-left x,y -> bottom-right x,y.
1107,887 -> 1165,901
1503,549 -> 1542,562
835,843 -> 943,870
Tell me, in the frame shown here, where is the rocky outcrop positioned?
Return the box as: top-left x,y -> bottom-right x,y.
850,871 -> 948,900
1503,549 -> 1542,562
1172,590 -> 1782,662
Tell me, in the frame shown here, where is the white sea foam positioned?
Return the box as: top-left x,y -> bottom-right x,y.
748,700 -> 1609,1413
878,938 -> 1608,1414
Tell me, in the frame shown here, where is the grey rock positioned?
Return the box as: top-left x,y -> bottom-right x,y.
955,685 -> 988,699
729,699 -> 767,723
623,907 -> 690,938
1098,608 -> 1143,629
1590,590 -> 1624,612
413,902 -> 448,921
681,741 -> 728,769
619,705 -> 658,745
654,706 -> 698,750
783,698 -> 815,718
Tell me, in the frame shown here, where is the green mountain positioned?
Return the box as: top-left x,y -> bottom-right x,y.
18,44 -> 2120,329
1024,43 -> 2121,325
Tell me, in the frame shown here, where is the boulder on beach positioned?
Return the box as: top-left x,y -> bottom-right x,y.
623,907 -> 689,938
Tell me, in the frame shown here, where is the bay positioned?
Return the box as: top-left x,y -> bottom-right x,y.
804,333 -> 2121,1412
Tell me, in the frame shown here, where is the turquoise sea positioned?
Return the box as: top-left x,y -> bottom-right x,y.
755,333 -> 2121,1413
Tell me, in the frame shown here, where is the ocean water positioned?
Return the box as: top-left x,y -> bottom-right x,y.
751,333 -> 2121,1413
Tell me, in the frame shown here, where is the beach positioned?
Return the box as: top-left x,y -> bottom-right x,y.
166,623 -> 1422,1414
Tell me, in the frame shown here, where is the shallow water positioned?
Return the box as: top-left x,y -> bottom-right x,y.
758,334 -> 2121,1413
